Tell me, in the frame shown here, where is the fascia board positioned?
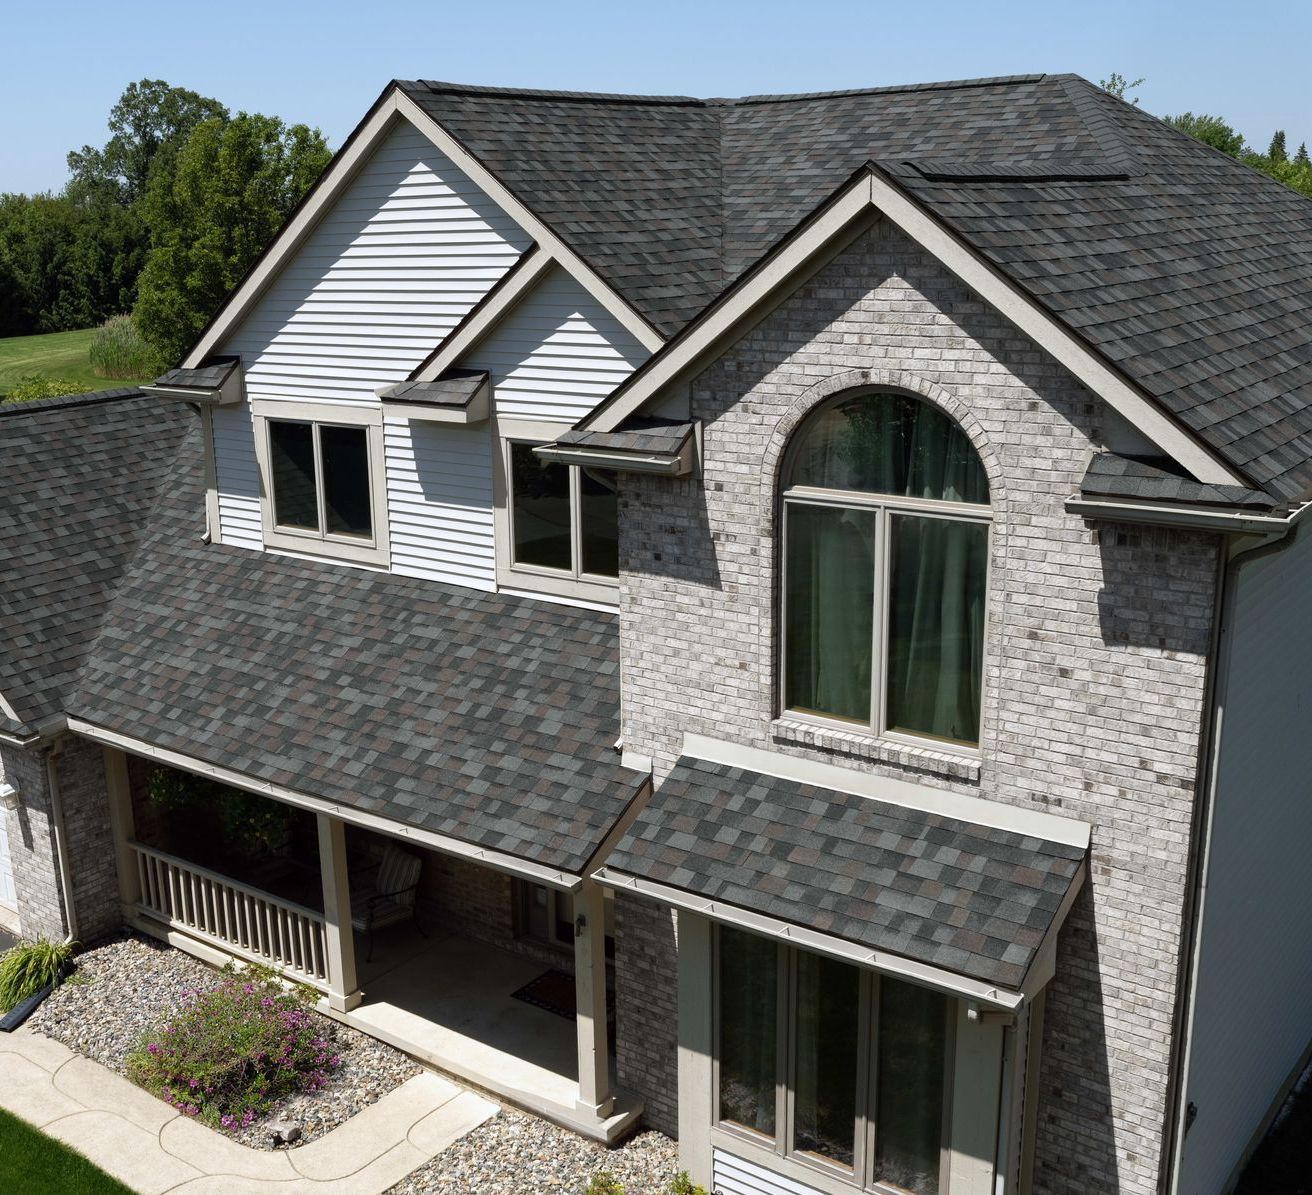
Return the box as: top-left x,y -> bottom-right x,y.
394,90 -> 665,355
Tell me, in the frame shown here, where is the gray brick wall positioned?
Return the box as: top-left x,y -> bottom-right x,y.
617,220 -> 1218,1193
614,891 -> 679,1136
0,742 -> 65,940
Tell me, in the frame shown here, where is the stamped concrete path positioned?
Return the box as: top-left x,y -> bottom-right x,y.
0,1026 -> 498,1193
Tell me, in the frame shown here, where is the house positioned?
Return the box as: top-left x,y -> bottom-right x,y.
2,70 -> 1312,1194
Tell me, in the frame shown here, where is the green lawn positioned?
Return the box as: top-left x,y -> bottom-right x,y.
0,1108 -> 132,1195
0,328 -> 108,395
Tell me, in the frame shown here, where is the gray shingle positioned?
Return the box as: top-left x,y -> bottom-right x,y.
66,438 -> 643,874
152,357 -> 239,391
1080,453 -> 1280,510
0,390 -> 189,733
606,756 -> 1086,988
377,369 -> 488,406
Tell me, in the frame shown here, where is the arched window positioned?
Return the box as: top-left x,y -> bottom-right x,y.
781,392 -> 990,747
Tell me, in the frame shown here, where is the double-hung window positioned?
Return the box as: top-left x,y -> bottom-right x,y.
716,926 -> 952,1194
496,420 -> 619,602
254,402 -> 388,566
780,392 -> 990,749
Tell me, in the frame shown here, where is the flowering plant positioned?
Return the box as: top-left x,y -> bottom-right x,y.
126,965 -> 340,1133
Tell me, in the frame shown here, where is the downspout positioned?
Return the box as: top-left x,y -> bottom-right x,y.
1158,519 -> 1300,1193
44,737 -> 79,944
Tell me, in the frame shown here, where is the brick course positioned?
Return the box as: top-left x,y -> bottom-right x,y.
617,220 -> 1218,1193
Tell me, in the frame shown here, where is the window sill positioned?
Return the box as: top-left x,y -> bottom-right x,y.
770,717 -> 982,783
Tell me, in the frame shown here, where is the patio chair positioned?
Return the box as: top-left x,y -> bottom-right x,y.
350,843 -> 425,962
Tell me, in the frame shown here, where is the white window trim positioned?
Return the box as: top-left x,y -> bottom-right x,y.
711,927 -> 957,1195
491,416 -> 619,606
779,483 -> 991,758
251,399 -> 390,568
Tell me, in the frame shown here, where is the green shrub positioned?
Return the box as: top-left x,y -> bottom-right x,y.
669,1173 -> 708,1195
0,939 -> 75,1011
125,966 -> 340,1131
585,1174 -> 624,1195
89,314 -> 166,380
2,375 -> 88,403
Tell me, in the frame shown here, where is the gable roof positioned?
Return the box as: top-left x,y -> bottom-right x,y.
401,73 -> 1312,503
66,439 -> 644,876
0,390 -> 189,738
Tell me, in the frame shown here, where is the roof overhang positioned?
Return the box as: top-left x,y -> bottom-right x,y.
141,358 -> 243,406
535,422 -> 697,476
66,715 -> 607,892
377,369 -> 490,424
576,163 -> 1250,492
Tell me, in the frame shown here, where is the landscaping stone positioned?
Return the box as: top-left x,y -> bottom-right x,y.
388,1106 -> 679,1195
26,931 -> 420,1149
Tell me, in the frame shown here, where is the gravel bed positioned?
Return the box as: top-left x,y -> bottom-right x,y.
28,931 -> 421,1149
389,1106 -> 680,1195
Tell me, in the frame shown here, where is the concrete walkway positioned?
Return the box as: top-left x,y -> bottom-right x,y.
0,1026 -> 498,1193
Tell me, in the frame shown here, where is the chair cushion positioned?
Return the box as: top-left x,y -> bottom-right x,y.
376,846 -> 421,906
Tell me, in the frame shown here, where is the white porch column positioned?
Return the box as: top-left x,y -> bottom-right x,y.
317,812 -> 360,1012
102,746 -> 141,913
574,877 -> 613,1119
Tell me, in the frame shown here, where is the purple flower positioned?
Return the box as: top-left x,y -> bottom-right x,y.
146,1043 -> 159,1055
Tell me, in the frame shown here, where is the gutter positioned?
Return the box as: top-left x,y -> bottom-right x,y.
0,713 -> 68,749
1064,495 -> 1309,535
1158,519 -> 1300,1193
533,445 -> 690,476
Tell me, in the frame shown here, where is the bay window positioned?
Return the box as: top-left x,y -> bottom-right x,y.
715,925 -> 952,1194
780,392 -> 989,748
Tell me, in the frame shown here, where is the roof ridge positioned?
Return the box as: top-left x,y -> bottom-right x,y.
0,387 -> 144,418
402,72 -> 1052,109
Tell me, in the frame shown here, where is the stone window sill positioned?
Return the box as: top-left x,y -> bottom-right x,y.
770,717 -> 982,784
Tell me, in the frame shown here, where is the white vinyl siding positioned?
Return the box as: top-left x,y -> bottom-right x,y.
212,404 -> 264,550
463,267 -> 649,422
713,1149 -> 823,1195
221,119 -> 531,405
1178,522 -> 1312,1194
385,419 -> 495,589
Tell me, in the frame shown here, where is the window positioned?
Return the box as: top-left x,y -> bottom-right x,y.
780,392 -> 989,748
496,423 -> 619,601
715,926 -> 952,1194
254,402 -> 388,567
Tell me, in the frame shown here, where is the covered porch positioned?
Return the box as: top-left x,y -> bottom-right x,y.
99,744 -> 641,1144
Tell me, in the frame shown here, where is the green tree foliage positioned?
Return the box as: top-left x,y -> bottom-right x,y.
1164,113 -> 1247,157
133,114 -> 330,364
1268,129 -> 1288,164
1100,72 -> 1145,104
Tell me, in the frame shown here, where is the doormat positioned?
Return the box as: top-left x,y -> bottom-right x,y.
511,968 -> 617,1027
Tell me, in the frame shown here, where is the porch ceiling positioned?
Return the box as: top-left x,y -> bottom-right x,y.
67,445 -> 644,876
600,755 -> 1087,990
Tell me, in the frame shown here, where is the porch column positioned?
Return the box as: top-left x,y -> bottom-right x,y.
102,746 -> 141,914
574,877 -> 613,1119
317,812 -> 360,1012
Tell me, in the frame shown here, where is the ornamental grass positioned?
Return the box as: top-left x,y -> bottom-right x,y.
126,966 -> 340,1131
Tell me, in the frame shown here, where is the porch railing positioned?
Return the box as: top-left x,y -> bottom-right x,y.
128,840 -> 331,990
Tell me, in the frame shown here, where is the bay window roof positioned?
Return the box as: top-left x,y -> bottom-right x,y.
600,754 -> 1088,993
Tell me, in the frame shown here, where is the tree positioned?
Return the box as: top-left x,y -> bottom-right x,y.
67,80 -> 227,206
1100,72 -> 1146,104
1268,130 -> 1288,164
1164,113 -> 1247,158
134,113 -> 330,363
1296,143 -> 1310,169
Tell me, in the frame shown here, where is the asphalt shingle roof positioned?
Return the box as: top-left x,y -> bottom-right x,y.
0,390 -> 188,735
67,438 -> 643,875
551,419 -> 694,456
606,756 -> 1086,988
152,357 -> 239,391
401,72 -> 1312,502
377,369 -> 488,406
1080,453 -> 1280,510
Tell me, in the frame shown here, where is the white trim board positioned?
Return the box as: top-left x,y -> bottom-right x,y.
682,732 -> 1091,850
184,89 -> 663,371
581,170 -> 1247,490
66,716 -> 592,892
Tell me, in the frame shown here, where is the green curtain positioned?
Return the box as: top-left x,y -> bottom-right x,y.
717,928 -> 778,1136
784,503 -> 875,722
793,950 -> 860,1168
875,978 -> 947,1195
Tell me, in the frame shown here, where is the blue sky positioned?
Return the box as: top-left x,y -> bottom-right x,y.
3,0 -> 1309,194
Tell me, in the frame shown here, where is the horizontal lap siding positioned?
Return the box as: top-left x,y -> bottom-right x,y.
385,419 -> 495,589
211,405 -> 262,550
712,1149 -> 823,1195
464,267 -> 649,422
221,119 -> 531,406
